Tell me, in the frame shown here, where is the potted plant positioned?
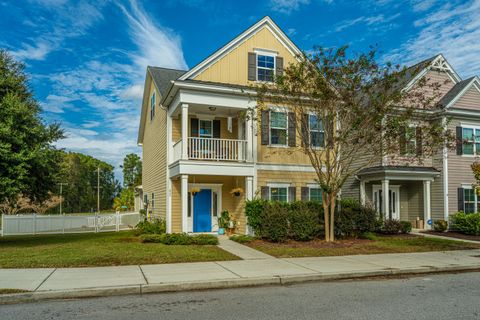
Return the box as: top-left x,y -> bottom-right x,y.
217,210 -> 230,235
230,187 -> 244,197
190,187 -> 200,196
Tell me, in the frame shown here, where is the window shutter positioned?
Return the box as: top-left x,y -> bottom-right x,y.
301,114 -> 309,147
416,127 -> 423,156
457,188 -> 464,211
213,120 -> 221,138
248,52 -> 256,81
288,187 -> 296,202
261,186 -> 270,200
399,126 -> 406,155
276,56 -> 283,77
288,112 -> 296,147
190,118 -> 199,137
261,110 -> 269,145
301,187 -> 309,201
456,126 -> 463,155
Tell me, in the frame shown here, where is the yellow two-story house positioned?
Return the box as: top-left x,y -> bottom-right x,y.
137,16 -> 323,234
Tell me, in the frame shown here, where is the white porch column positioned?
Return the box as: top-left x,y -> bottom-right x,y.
424,180 -> 432,230
360,180 -> 366,206
181,174 -> 189,232
245,176 -> 254,235
381,179 -> 389,219
246,117 -> 254,162
181,104 -> 189,160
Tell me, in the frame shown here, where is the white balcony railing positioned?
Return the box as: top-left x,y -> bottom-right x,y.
172,137 -> 248,162
189,137 -> 247,161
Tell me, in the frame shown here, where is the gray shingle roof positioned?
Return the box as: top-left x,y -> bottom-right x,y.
438,77 -> 475,107
147,66 -> 186,97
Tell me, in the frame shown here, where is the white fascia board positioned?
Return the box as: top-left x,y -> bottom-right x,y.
179,17 -> 302,81
446,108 -> 480,119
256,163 -> 324,173
169,161 -> 255,178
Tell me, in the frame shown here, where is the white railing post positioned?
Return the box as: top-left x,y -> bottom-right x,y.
181,104 -> 189,160
1,214 -> 4,237
116,211 -> 120,232
62,213 -> 65,234
33,213 -> 37,235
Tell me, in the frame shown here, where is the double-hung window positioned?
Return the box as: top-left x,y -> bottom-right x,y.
459,187 -> 480,214
405,125 -> 417,155
199,120 -> 213,138
309,114 -> 324,148
150,92 -> 156,120
462,127 -> 480,155
309,187 -> 322,202
270,186 -> 288,202
257,55 -> 275,82
270,111 -> 287,146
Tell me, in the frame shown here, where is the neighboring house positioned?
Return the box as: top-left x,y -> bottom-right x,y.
138,16 -> 323,234
343,54 -> 480,227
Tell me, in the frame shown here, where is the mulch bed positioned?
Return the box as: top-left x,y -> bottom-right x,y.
423,231 -> 480,242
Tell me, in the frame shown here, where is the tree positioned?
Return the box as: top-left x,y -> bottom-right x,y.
121,153 -> 142,188
255,46 -> 451,241
30,193 -> 61,214
58,151 -> 118,213
113,188 -> 134,211
0,50 -> 63,204
0,194 -> 34,215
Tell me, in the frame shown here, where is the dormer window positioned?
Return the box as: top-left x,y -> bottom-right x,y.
257,55 -> 275,82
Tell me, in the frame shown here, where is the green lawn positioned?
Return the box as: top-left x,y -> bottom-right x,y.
0,231 -> 239,268
247,235 -> 480,258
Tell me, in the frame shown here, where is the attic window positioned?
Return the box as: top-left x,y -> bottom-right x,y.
257,55 -> 275,82
150,92 -> 156,120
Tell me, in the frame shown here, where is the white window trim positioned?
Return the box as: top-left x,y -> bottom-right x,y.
255,50 -> 276,83
461,185 -> 477,213
269,110 -> 288,147
308,113 -> 325,149
267,183 -> 290,202
460,126 -> 480,157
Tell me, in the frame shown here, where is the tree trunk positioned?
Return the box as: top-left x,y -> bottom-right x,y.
329,194 -> 336,242
322,194 -> 330,242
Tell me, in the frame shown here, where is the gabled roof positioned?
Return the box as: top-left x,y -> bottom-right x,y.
148,66 -> 186,96
402,54 -> 461,91
178,16 -> 302,81
137,67 -> 187,144
438,76 -> 480,108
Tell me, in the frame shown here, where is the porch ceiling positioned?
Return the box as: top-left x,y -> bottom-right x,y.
357,166 -> 440,182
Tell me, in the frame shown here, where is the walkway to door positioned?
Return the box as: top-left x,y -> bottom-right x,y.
217,237 -> 274,260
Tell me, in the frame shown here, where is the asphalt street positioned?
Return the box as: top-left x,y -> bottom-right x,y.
1,272 -> 479,320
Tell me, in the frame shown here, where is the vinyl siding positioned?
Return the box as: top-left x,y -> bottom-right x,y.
451,85 -> 480,110
410,69 -> 456,102
342,151 -> 382,200
431,149 -> 445,219
171,179 -> 182,232
256,170 -> 319,201
447,118 -> 478,214
142,77 -> 167,219
193,27 -> 296,86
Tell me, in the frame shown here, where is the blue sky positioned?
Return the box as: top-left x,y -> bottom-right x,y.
1,0 -> 479,179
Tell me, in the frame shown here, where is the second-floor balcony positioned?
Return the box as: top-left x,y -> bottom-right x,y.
173,137 -> 248,162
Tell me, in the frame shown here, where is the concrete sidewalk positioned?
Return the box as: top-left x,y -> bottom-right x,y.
1,248 -> 480,304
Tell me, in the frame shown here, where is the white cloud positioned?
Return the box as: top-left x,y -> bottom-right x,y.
121,84 -> 144,100
335,13 -> 401,32
82,121 -> 101,129
270,0 -> 311,14
386,0 -> 480,77
11,41 -> 52,61
118,0 -> 188,71
411,0 -> 437,12
287,28 -> 297,36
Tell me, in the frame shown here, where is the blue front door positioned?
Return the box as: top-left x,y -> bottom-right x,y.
193,189 -> 212,232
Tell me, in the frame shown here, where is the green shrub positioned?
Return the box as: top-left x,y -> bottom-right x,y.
229,235 -> 256,243
382,219 -> 402,234
139,209 -> 147,218
433,219 -> 448,232
359,231 -> 378,240
140,233 -> 218,245
288,202 -> 320,241
399,221 -> 412,234
135,218 -> 166,235
245,199 -> 267,232
451,212 -> 480,235
258,202 -> 289,242
335,199 -> 379,238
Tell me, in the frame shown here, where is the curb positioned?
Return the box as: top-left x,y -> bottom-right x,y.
1,265 -> 480,305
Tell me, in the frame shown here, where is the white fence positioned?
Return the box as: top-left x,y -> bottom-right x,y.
1,212 -> 141,236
